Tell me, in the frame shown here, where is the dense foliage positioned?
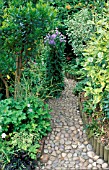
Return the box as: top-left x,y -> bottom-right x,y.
0,0 -> 58,99
72,3 -> 109,137
0,96 -> 51,168
82,6 -> 109,125
66,8 -> 94,56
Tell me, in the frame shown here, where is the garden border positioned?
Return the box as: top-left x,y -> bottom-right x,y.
79,94 -> 109,164
65,72 -> 109,164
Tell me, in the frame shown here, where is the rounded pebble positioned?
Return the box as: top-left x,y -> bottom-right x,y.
97,159 -> 104,164
102,163 -> 108,169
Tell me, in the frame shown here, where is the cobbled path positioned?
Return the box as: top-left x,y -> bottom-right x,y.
37,78 -> 109,170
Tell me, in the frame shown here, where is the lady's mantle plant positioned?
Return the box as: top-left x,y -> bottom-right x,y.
0,96 -> 51,168
44,29 -> 66,97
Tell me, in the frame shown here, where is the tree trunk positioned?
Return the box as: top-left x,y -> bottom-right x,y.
0,74 -> 9,98
14,54 -> 23,99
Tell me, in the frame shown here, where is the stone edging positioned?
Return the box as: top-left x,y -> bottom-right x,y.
78,93 -> 109,164
65,73 -> 109,164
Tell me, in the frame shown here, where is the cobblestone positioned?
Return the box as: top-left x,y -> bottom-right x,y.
40,78 -> 109,169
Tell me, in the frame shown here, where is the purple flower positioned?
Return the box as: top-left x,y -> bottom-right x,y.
51,34 -> 57,39
49,40 -> 56,45
44,29 -> 66,46
55,28 -> 59,35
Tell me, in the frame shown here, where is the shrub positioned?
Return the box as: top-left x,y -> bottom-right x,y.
0,96 -> 51,168
2,0 -> 39,7
65,3 -> 108,79
66,8 -> 95,57
82,6 -> 109,111
43,0 -> 106,22
80,5 -> 109,137
0,0 -> 58,99
73,78 -> 88,95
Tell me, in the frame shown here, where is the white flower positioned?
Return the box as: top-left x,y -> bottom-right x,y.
42,61 -> 44,65
29,109 -> 33,112
27,104 -> 30,107
2,133 -> 6,139
98,52 -> 103,59
87,57 -> 93,62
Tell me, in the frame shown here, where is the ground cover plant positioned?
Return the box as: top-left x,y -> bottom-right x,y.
0,96 -> 51,169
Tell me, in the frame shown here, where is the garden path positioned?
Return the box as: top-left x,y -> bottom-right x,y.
37,78 -> 109,170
